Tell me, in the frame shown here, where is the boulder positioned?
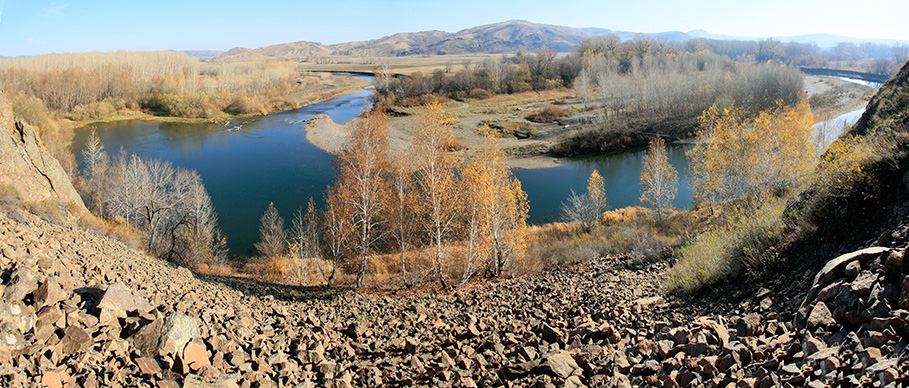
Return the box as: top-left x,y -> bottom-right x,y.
95,282 -> 154,318
0,90 -> 84,207
2,267 -> 39,302
129,312 -> 201,357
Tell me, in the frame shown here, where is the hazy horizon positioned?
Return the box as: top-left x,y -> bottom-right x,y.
1,0 -> 907,57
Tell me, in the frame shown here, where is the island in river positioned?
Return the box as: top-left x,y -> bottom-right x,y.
304,74 -> 875,170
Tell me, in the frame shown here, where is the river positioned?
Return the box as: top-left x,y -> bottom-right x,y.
70,75 -> 870,257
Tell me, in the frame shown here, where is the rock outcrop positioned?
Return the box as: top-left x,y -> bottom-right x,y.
0,90 -> 83,208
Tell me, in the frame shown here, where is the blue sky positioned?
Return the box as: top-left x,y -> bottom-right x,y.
1,0 -> 907,57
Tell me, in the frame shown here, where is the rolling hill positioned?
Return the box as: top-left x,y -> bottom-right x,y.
212,19 -> 908,63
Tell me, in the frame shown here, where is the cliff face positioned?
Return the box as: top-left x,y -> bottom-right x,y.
0,90 -> 84,208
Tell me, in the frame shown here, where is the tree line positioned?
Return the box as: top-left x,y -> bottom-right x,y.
0,51 -> 298,118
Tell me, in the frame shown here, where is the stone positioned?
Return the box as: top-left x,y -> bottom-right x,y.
845,260 -> 861,277
631,360 -> 660,375
180,340 -> 211,373
807,303 -> 835,327
41,370 -> 63,388
861,347 -> 882,368
851,271 -> 878,297
2,267 -> 39,302
564,375 -> 587,388
135,357 -> 162,375
61,326 -> 92,355
95,283 -> 154,318
541,323 -> 564,344
0,93 -> 85,208
540,351 -> 580,379
129,312 -> 201,357
344,321 -> 366,340
861,299 -> 891,320
33,277 -> 65,308
633,296 -> 665,312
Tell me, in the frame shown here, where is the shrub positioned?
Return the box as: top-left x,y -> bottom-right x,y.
0,184 -> 25,221
667,198 -> 788,292
525,105 -> 570,123
468,88 -> 493,99
69,100 -> 117,121
397,94 -> 450,108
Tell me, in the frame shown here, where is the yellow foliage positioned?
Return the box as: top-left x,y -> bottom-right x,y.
600,207 -> 650,224
689,99 -> 816,206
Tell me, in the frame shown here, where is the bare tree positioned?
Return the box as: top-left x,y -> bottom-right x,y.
291,198 -> 322,283
320,187 -> 350,287
255,202 -> 287,258
561,170 -> 608,232
81,130 -> 104,178
573,69 -> 594,110
386,150 -> 418,286
640,136 -> 678,220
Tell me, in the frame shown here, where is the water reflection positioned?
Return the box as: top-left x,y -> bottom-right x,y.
514,143 -> 693,224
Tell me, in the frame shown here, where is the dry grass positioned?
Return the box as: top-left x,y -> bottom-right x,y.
667,199 -> 788,293
470,89 -> 575,110
526,207 -> 702,269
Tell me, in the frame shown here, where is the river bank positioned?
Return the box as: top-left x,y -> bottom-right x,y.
71,73 -> 371,129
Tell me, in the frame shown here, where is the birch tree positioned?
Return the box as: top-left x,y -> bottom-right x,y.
334,112 -> 390,288
640,136 -> 678,220
412,102 -> 460,287
255,202 -> 287,258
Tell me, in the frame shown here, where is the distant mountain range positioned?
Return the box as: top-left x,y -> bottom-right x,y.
686,30 -> 909,49
212,20 -> 909,63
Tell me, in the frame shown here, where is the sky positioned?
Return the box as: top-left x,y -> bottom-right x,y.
1,0 -> 907,57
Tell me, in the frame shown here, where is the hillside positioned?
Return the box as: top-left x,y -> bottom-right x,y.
213,20 -> 594,62
3,66 -> 909,386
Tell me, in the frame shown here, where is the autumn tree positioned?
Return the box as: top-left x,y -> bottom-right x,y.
561,170 -> 608,232
412,102 -> 460,287
573,69 -> 594,110
465,130 -> 529,277
333,111 -> 390,288
386,150 -> 418,286
640,136 -> 678,220
255,202 -> 287,258
688,99 -> 816,207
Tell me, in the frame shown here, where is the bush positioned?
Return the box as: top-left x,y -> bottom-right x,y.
468,88 -> 493,99
508,81 -> 533,94
0,184 -> 25,221
226,94 -> 266,115
667,198 -> 788,292
525,105 -> 570,123
397,94 -> 450,108
69,101 -> 117,121
148,93 -> 218,118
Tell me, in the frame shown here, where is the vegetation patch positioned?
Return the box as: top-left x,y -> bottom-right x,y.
525,105 -> 570,123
